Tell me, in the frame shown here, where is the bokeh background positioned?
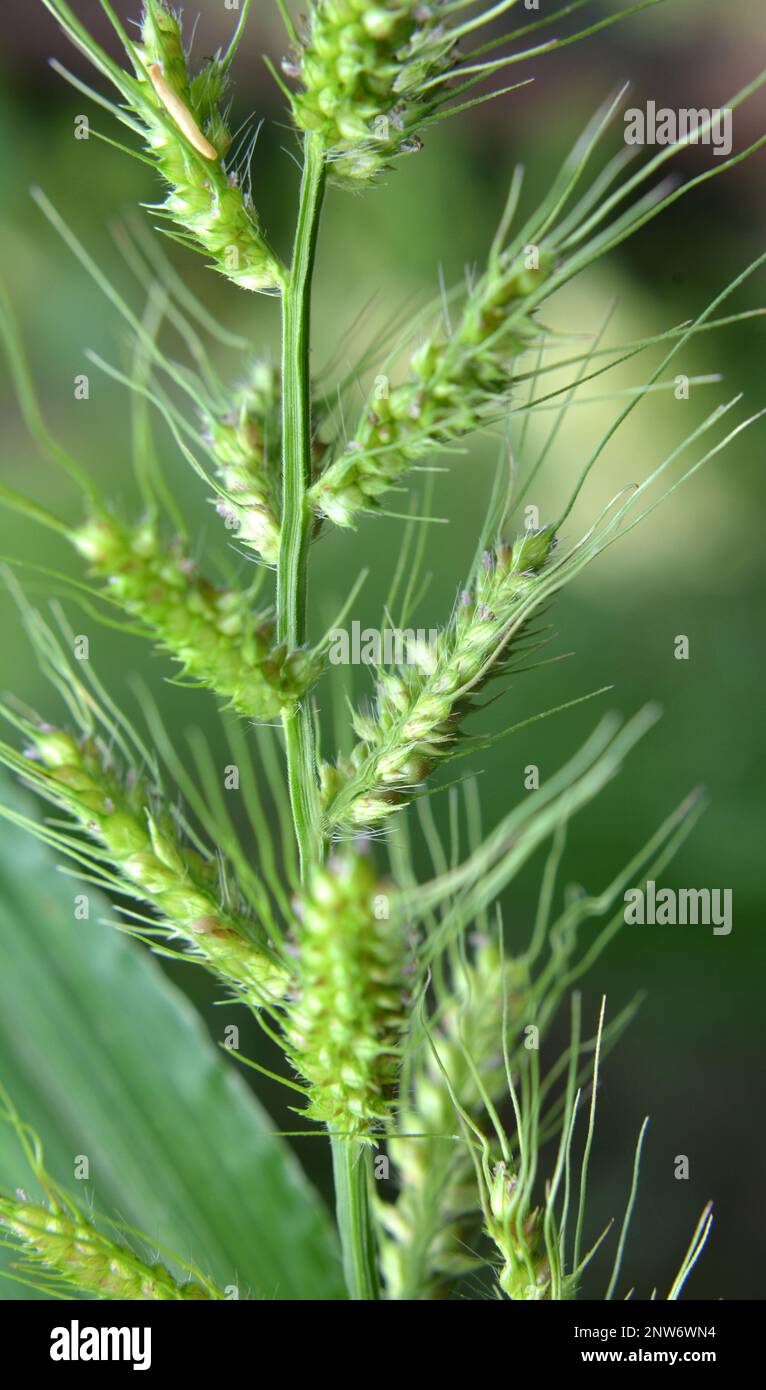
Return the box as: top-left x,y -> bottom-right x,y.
0,0 -> 764,1299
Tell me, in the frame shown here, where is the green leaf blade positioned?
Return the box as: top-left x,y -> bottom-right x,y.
0,780 -> 343,1301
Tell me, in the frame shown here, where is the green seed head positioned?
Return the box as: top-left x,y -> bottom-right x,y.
288,2 -> 457,185
321,528 -> 557,831
0,1195 -> 219,1300
73,510 -> 321,721
135,4 -> 284,289
23,718 -> 289,1007
40,0 -> 285,292
309,246 -> 556,527
379,935 -> 528,1298
288,851 -> 408,1139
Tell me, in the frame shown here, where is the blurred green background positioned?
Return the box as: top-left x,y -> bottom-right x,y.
1,0 -> 764,1299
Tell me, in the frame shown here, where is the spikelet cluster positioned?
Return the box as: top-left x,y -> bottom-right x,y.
311,251 -> 554,524
379,937 -> 526,1298
43,0 -> 283,292
201,363 -> 332,563
73,510 -> 321,720
287,852 -> 408,1139
204,361 -> 339,561
0,1195 -> 218,1299
321,526 -> 556,831
287,1 -> 461,185
202,363 -> 283,565
137,2 -> 283,292
21,722 -> 288,1005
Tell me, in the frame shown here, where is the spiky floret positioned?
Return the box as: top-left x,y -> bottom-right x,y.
320,526 -> 556,831
287,852 -> 408,1139
0,1096 -> 224,1299
9,719 -> 289,1006
42,1 -> 283,292
379,936 -> 527,1298
378,755 -> 713,1300
73,510 -> 322,720
310,249 -> 554,525
285,0 -> 575,186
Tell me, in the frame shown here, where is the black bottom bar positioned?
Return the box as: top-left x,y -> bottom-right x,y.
4,1296 -> 759,1376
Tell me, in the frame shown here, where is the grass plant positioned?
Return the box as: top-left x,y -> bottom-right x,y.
0,0 -> 761,1301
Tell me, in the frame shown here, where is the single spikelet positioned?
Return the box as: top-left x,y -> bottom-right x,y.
485,1163 -> 573,1300
321,526 -> 556,831
73,509 -> 322,720
43,1 -> 283,292
378,936 -> 527,1298
8,719 -> 290,1006
287,851 -> 408,1139
311,250 -> 554,525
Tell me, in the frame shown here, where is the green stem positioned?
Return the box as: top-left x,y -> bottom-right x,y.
278,135 -> 380,1300
331,1138 -> 381,1301
278,135 -> 325,873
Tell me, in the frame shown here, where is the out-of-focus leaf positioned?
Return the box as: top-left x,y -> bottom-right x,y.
0,779 -> 342,1301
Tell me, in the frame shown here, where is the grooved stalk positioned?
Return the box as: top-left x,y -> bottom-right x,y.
278,134 -> 380,1298
332,1138 -> 380,1302
278,135 -> 325,874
